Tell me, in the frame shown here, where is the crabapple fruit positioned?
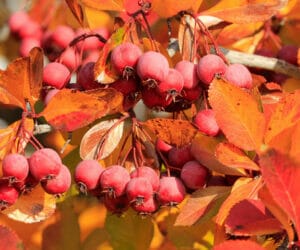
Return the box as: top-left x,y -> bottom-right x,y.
110,78 -> 138,96
130,166 -> 160,192
194,109 -> 220,136
19,37 -> 41,57
126,177 -> 153,205
2,153 -> 29,182
175,60 -> 199,89
43,88 -> 60,106
132,196 -> 158,214
223,63 -> 253,89
157,68 -> 184,96
77,62 -> 100,90
277,45 -> 298,65
8,11 -> 30,34
141,87 -> 172,110
155,138 -> 172,153
168,145 -> 193,168
75,28 -> 109,51
0,184 -> 19,209
43,62 -> 70,89
103,194 -> 130,214
180,161 -> 208,190
18,19 -> 42,40
50,25 -> 75,50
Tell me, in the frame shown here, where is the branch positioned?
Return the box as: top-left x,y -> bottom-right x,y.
33,124 -> 52,135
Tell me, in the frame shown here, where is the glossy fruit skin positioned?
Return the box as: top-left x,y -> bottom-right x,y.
111,42 -> 143,75
168,145 -> 194,168
132,196 -> 158,214
197,54 -> 227,85
75,160 -> 104,192
175,60 -> 199,89
157,177 -> 186,206
223,63 -> 253,89
42,165 -> 71,195
0,184 -> 19,208
180,161 -> 208,190
99,165 -> 130,197
130,166 -> 160,192
157,68 -> 184,95
194,109 -> 220,136
28,148 -> 62,181
136,51 -> 169,84
43,62 -> 70,89
277,45 -> 298,65
77,62 -> 100,90
2,153 -> 29,182
126,177 -> 153,204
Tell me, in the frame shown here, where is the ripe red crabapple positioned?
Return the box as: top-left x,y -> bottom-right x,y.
43,88 -> 60,106
180,161 -> 209,190
18,19 -> 42,40
110,78 -> 138,96
99,165 -> 130,197
277,44 -> 298,65
0,184 -> 19,210
168,145 -> 194,168
141,87 -> 172,110
42,164 -> 71,195
223,63 -> 253,89
43,62 -> 70,89
19,37 -> 41,57
2,153 -> 29,182
28,148 -> 62,181
111,42 -> 143,77
157,176 -> 186,206
157,68 -> 184,96
175,60 -> 199,89
8,11 -> 30,34
50,25 -> 75,50
132,196 -> 158,215
75,28 -> 109,51
194,109 -> 220,136
130,166 -> 160,192
77,62 -> 100,90
75,160 -> 104,193
60,47 -> 79,71
126,177 -> 153,205
197,54 -> 227,85
182,85 -> 202,102
136,51 -> 169,86
103,194 -> 130,214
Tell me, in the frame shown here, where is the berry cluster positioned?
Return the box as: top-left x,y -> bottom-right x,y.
0,148 -> 71,210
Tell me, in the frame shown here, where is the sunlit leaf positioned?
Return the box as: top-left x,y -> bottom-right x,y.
213,240 -> 265,250
175,186 -> 231,226
202,0 -> 288,24
208,79 -> 265,151
151,0 -> 194,18
215,142 -> 260,171
191,133 -> 247,176
66,0 -> 85,26
80,0 -> 124,12
83,5 -> 113,29
259,149 -> 300,237
0,225 -> 23,250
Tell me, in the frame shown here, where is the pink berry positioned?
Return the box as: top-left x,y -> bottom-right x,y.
42,164 -> 71,195
157,177 -> 186,206
168,145 -> 193,168
75,160 -> 104,193
43,62 -> 70,89
157,68 -> 184,95
103,194 -> 130,214
180,161 -> 208,190
111,42 -> 143,76
77,62 -> 100,90
130,166 -> 160,192
137,51 -> 169,85
126,177 -> 153,205
2,153 -> 29,182
19,37 -> 41,57
18,19 -> 42,40
82,50 -> 100,65
132,196 -> 158,215
60,47 -> 79,71
28,148 -> 62,181
141,87 -> 172,110
223,63 -> 253,89
75,28 -> 109,51
0,184 -> 19,209
175,60 -> 199,89
99,165 -> 130,197
197,54 -> 227,85
156,138 -> 172,153
43,88 -> 60,106
8,11 -> 30,34
50,25 -> 75,49
194,109 -> 219,136
277,45 -> 298,65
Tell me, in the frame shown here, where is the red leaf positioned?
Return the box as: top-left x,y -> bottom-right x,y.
175,186 -> 231,226
0,225 -> 23,250
259,149 -> 300,237
213,240 -> 265,250
208,79 -> 265,151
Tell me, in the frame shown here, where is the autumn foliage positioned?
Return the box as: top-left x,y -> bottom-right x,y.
1,0 -> 300,249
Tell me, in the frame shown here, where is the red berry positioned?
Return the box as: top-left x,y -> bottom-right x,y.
82,50 -> 100,65
43,62 -> 70,89
75,28 -> 109,51
50,25 -> 75,49
75,160 -> 104,193
60,47 -> 79,71
175,60 -> 199,89
18,19 -> 42,40
182,85 -> 202,102
157,177 -> 186,206
141,87 -> 172,110
42,164 -> 71,195
137,51 -> 169,85
180,161 -> 208,190
29,148 -> 62,181
197,54 -> 227,85
2,153 -> 29,182
77,62 -> 100,90
103,194 -> 130,214
111,42 -> 143,76
43,88 -> 59,106
223,63 -> 253,89
110,78 -> 138,96
168,145 -> 193,168
194,109 -> 219,136
132,196 -> 158,215
19,37 -> 41,57
8,11 -> 30,34
130,166 -> 160,192
0,184 -> 19,209
126,177 -> 153,205
277,45 -> 298,65
157,68 -> 184,96
99,165 -> 130,197
156,138 -> 172,153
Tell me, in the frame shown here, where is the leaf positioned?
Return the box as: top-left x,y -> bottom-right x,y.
208,79 -> 265,151
0,225 -> 24,250
215,177 -> 263,226
259,149 -> 300,237
40,88 -> 123,131
151,0 -> 194,18
215,142 -> 260,171
143,118 -> 198,148
80,0 -> 124,12
83,5 -> 113,29
202,0 -> 288,24
225,198 -> 283,236
105,209 -> 154,250
66,0 -> 85,26
213,240 -> 265,250
175,186 -> 231,226
0,47 -> 43,109
2,185 -> 56,223
191,133 -> 247,176
80,118 -> 125,160
82,228 -> 111,250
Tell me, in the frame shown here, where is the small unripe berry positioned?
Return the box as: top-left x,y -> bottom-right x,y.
2,153 -> 29,182
180,161 -> 208,190
175,60 -> 199,89
130,166 -> 160,192
126,177 -> 153,205
0,184 -> 19,209
43,62 -> 70,89
223,63 -> 253,89
194,109 -> 219,136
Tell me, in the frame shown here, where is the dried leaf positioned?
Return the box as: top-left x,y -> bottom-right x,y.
213,240 -> 265,250
0,225 -> 23,250
208,79 -> 265,151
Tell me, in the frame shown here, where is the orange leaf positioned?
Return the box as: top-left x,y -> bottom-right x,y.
0,47 -> 43,109
40,88 -> 123,132
213,240 -> 265,250
65,0 -> 85,26
208,79 -> 265,151
175,186 -> 231,226
215,142 -> 260,171
202,0 -> 287,24
191,133 -> 247,176
80,0 -> 124,11
0,225 -> 23,250
259,149 -> 300,237
151,0 -> 194,18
